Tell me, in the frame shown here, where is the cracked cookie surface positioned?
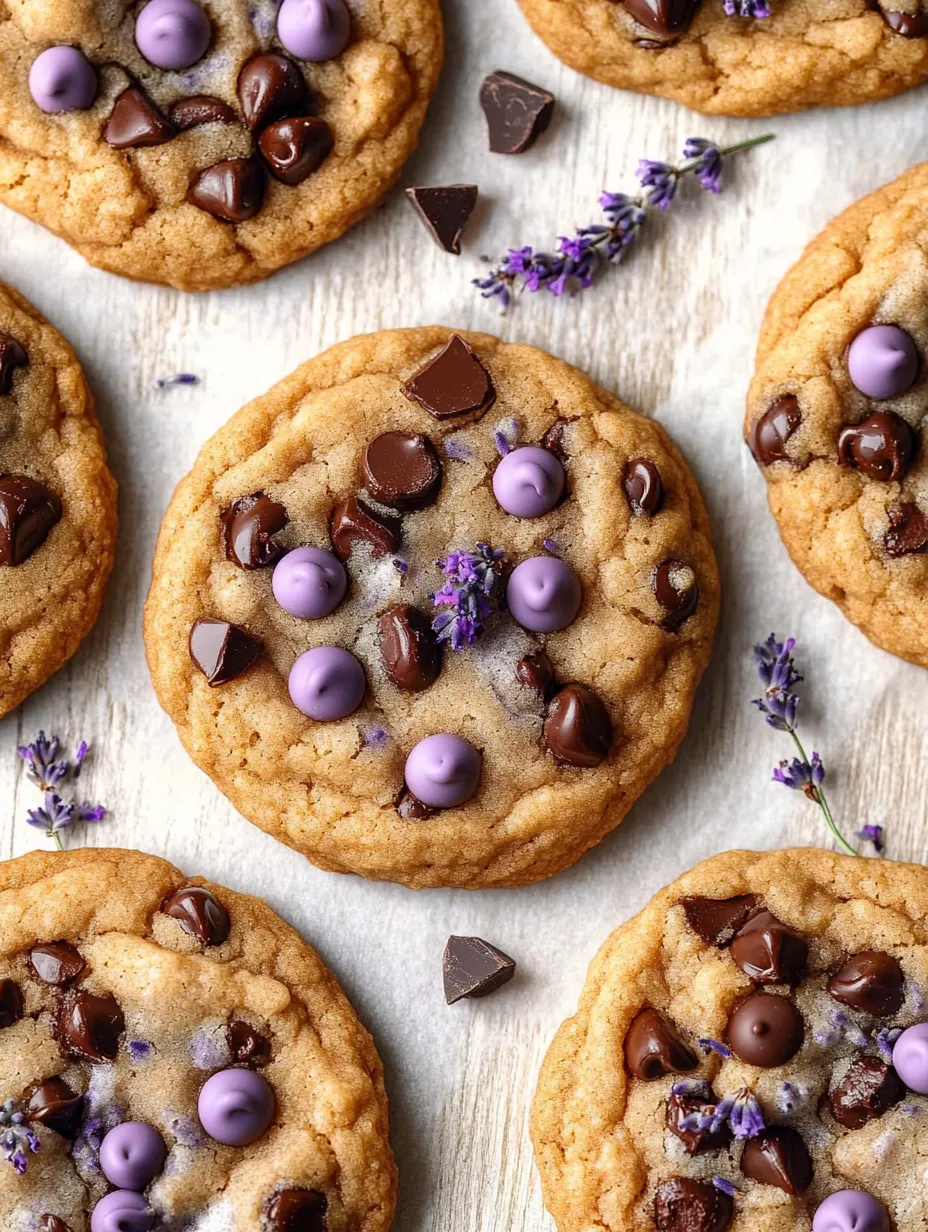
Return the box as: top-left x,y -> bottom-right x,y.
517,0 -> 928,117
143,326 -> 719,890
0,0 -> 442,291
0,846 -> 395,1231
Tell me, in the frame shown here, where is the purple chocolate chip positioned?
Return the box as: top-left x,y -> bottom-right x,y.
91,1191 -> 154,1232
288,646 -> 366,720
29,46 -> 98,113
135,0 -> 212,70
404,733 -> 481,809
272,547 -> 347,620
892,1022 -> 928,1093
847,325 -> 919,400
100,1121 -> 166,1191
506,556 -> 582,633
277,0 -> 352,61
197,1067 -> 275,1146
812,1190 -> 890,1232
492,446 -> 565,518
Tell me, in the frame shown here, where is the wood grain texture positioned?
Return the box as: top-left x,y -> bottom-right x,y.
1,1 -> 928,1227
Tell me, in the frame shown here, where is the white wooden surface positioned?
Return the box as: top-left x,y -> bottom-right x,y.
2,2 -> 928,1228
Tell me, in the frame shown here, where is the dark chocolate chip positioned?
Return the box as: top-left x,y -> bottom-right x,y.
543,684 -> 612,768
479,71 -> 555,155
396,786 -> 434,820
653,559 -> 699,631
827,951 -> 905,1017
885,502 -> 928,557
238,53 -> 309,133
838,410 -> 916,481
228,1020 -> 271,1067
162,886 -> 230,946
39,1219 -> 73,1232
189,618 -> 263,686
265,1188 -> 328,1232
625,0 -> 700,35
681,895 -> 760,948
442,936 -> 516,1004
730,911 -> 808,985
402,335 -> 496,421
0,474 -> 62,566
221,491 -> 289,570
666,1087 -> 733,1155
26,1077 -> 84,1139
623,458 -> 664,516
363,431 -> 443,511
625,1008 -> 698,1080
188,158 -> 265,223
879,4 -> 928,36
0,332 -> 28,396
0,978 -> 23,1028
259,116 -> 334,185
516,650 -> 556,699
654,1176 -> 733,1232
169,94 -> 238,130
103,86 -> 173,149
740,1126 -> 813,1195
329,494 -> 401,561
405,185 -> 478,254
378,604 -> 441,692
540,417 -> 573,463
29,942 -> 85,988
829,1055 -> 905,1129
748,395 -> 802,466
56,990 -> 124,1063
727,992 -> 803,1068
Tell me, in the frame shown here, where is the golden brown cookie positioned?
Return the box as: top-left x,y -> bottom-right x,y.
0,846 -> 395,1230
0,281 -> 117,717
746,162 -> 928,669
0,1 -> 442,290
143,326 -> 719,889
517,0 -> 928,117
532,847 -> 928,1232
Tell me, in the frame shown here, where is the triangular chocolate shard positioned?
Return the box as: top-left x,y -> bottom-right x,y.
681,894 -> 759,947
443,936 -> 516,1004
189,619 -> 263,685
479,71 -> 555,155
104,86 -> 174,149
402,336 -> 496,421
405,185 -> 478,254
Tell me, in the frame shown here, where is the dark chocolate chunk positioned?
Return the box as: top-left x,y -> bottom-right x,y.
238,53 -> 309,133
0,978 -> 24,1028
0,332 -> 28,396
162,886 -> 231,946
625,1008 -> 698,1080
29,942 -> 85,988
378,604 -> 441,692
56,990 -> 124,1063
221,491 -> 289,570
169,94 -> 238,130
879,4 -> 928,36
654,1176 -> 733,1232
265,1188 -> 328,1232
730,911 -> 808,985
0,474 -> 62,566
540,417 -> 573,463
838,410 -> 916,481
885,501 -> 928,557
363,431 -> 443,511
727,992 -> 803,1068
740,1126 -> 813,1195
228,1019 -> 271,1067
748,396 -> 802,466
681,895 -> 760,948
39,1219 -> 73,1232
623,459 -> 664,516
402,335 -> 496,421
625,0 -> 700,35
829,1055 -> 904,1129
329,495 -> 401,561
543,684 -> 612,768
405,185 -> 478,254
189,618 -> 263,686
259,116 -> 334,185
653,559 -> 699,631
666,1087 -> 733,1155
442,936 -> 516,1004
827,951 -> 905,1017
516,650 -> 556,699
26,1077 -> 84,1139
104,86 -> 174,149
188,158 -> 265,223
479,71 -> 555,155
396,786 -> 434,820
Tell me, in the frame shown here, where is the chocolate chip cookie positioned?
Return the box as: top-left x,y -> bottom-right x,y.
0,0 -> 442,290
746,162 -> 928,668
0,281 -> 117,718
532,847 -> 928,1232
143,327 -> 719,889
0,847 -> 395,1230
517,0 -> 928,117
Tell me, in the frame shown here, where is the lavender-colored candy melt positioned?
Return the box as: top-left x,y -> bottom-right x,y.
91,1190 -> 155,1232
100,1121 -> 166,1191
197,1068 -> 275,1146
135,0 -> 212,70
404,733 -> 481,809
892,1022 -> 928,1093
492,446 -> 565,518
288,646 -> 366,720
277,0 -> 352,61
812,1190 -> 891,1232
273,547 -> 347,619
506,556 -> 581,632
847,324 -> 919,400
29,46 -> 98,113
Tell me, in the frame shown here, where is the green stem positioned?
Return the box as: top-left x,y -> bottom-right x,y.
787,728 -> 858,857
50,831 -> 64,853
678,132 -> 776,177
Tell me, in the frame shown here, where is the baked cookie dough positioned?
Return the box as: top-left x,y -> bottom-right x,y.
0,846 -> 395,1231
0,0 -> 442,290
746,162 -> 928,668
532,847 -> 928,1232
516,0 -> 928,117
143,326 -> 719,890
0,280 -> 117,718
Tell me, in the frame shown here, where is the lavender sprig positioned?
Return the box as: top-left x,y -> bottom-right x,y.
857,824 -> 885,855
475,133 -> 774,310
0,1100 -> 39,1175
680,1087 -> 766,1140
724,0 -> 771,14
751,635 -> 858,857
431,544 -> 506,650
154,373 -> 198,390
18,733 -> 106,852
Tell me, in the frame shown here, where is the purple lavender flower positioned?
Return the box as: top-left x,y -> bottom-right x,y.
18,733 -> 106,850
637,159 -> 677,210
128,1040 -> 153,1063
17,731 -> 69,790
712,1177 -> 738,1197
444,437 -> 476,462
814,1008 -> 869,1050
683,138 -> 724,193
671,1078 -> 711,1098
542,538 -> 560,557
431,544 -> 506,651
154,373 -> 199,390
0,1099 -> 39,1174
494,417 -> 521,457
752,634 -> 802,731
857,824 -> 885,855
724,0 -> 771,14
698,1037 -> 733,1059
680,1087 -> 765,1140
773,752 -> 825,800
363,727 -> 389,749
